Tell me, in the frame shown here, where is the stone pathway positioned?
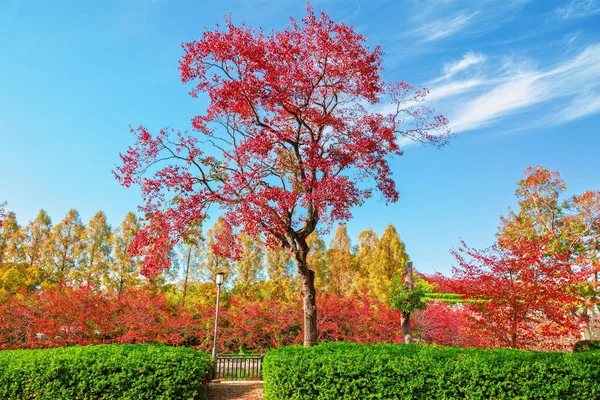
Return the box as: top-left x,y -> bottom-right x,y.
207,381 -> 264,400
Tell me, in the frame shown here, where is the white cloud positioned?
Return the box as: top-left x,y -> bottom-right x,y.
427,79 -> 486,101
414,12 -> 479,42
432,52 -> 487,83
553,92 -> 600,124
556,0 -> 600,18
450,72 -> 542,132
443,52 -> 487,78
434,43 -> 600,132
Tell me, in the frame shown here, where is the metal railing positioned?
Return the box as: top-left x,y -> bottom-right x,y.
215,354 -> 264,380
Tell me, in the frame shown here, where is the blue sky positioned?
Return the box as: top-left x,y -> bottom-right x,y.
1,0 -> 599,275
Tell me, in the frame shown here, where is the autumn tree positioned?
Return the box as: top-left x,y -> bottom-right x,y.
354,228 -> 379,295
0,212 -> 24,292
199,217 -> 234,283
20,210 -> 53,289
0,202 -> 6,227
370,225 -> 409,303
172,225 -> 203,306
307,231 -> 329,292
77,211 -> 112,289
115,6 -> 449,345
107,212 -> 143,294
452,236 -> 585,349
452,167 -> 598,348
327,223 -> 355,296
234,233 -> 264,289
47,209 -> 85,286
265,245 -> 296,301
498,166 -> 600,340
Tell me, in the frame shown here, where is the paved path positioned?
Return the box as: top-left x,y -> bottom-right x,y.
207,381 -> 264,400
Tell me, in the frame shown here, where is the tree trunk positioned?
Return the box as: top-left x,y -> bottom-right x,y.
300,269 -> 318,346
401,311 -> 411,344
402,261 -> 414,343
292,243 -> 318,347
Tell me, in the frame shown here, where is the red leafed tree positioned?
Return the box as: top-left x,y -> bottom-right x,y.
413,301 -> 487,348
452,236 -> 587,349
114,5 -> 450,345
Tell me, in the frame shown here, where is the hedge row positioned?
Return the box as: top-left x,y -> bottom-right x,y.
0,344 -> 214,399
574,340 -> 600,352
263,342 -> 600,399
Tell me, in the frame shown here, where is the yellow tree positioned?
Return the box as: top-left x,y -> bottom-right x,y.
20,210 -> 53,289
47,209 -> 85,286
307,231 -> 329,292
0,212 -> 25,292
353,228 -> 379,295
370,224 -> 409,303
327,223 -> 355,296
234,233 -> 264,289
265,245 -> 296,301
77,211 -> 112,290
107,212 -> 143,295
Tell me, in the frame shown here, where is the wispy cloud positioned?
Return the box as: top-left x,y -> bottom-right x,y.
427,44 -> 600,132
408,0 -> 530,43
427,79 -> 486,102
443,52 -> 486,78
556,0 -> 600,19
414,12 -> 479,42
432,52 -> 487,83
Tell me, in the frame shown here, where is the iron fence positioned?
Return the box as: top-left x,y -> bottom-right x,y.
215,354 -> 264,380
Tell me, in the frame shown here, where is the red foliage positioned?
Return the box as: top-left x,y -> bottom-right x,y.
204,294 -> 405,352
0,288 -> 201,350
451,236 -> 587,349
114,6 -> 450,277
0,289 -> 410,352
413,301 -> 488,348
421,272 -> 463,293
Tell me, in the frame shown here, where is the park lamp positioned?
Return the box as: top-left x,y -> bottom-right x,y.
212,272 -> 226,360
215,271 -> 225,286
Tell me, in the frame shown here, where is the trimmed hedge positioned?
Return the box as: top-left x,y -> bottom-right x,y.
0,344 -> 214,399
574,340 -> 600,352
263,342 -> 600,399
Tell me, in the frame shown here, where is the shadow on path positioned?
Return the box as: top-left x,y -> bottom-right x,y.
208,381 -> 264,400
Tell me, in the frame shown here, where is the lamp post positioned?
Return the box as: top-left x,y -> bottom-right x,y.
212,272 -> 225,359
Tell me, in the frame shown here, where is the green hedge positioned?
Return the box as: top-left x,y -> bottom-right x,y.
0,344 -> 214,399
263,342 -> 600,399
574,340 -> 600,352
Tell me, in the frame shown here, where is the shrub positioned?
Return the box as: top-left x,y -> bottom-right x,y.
574,340 -> 600,352
0,344 -> 214,399
263,342 -> 600,400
